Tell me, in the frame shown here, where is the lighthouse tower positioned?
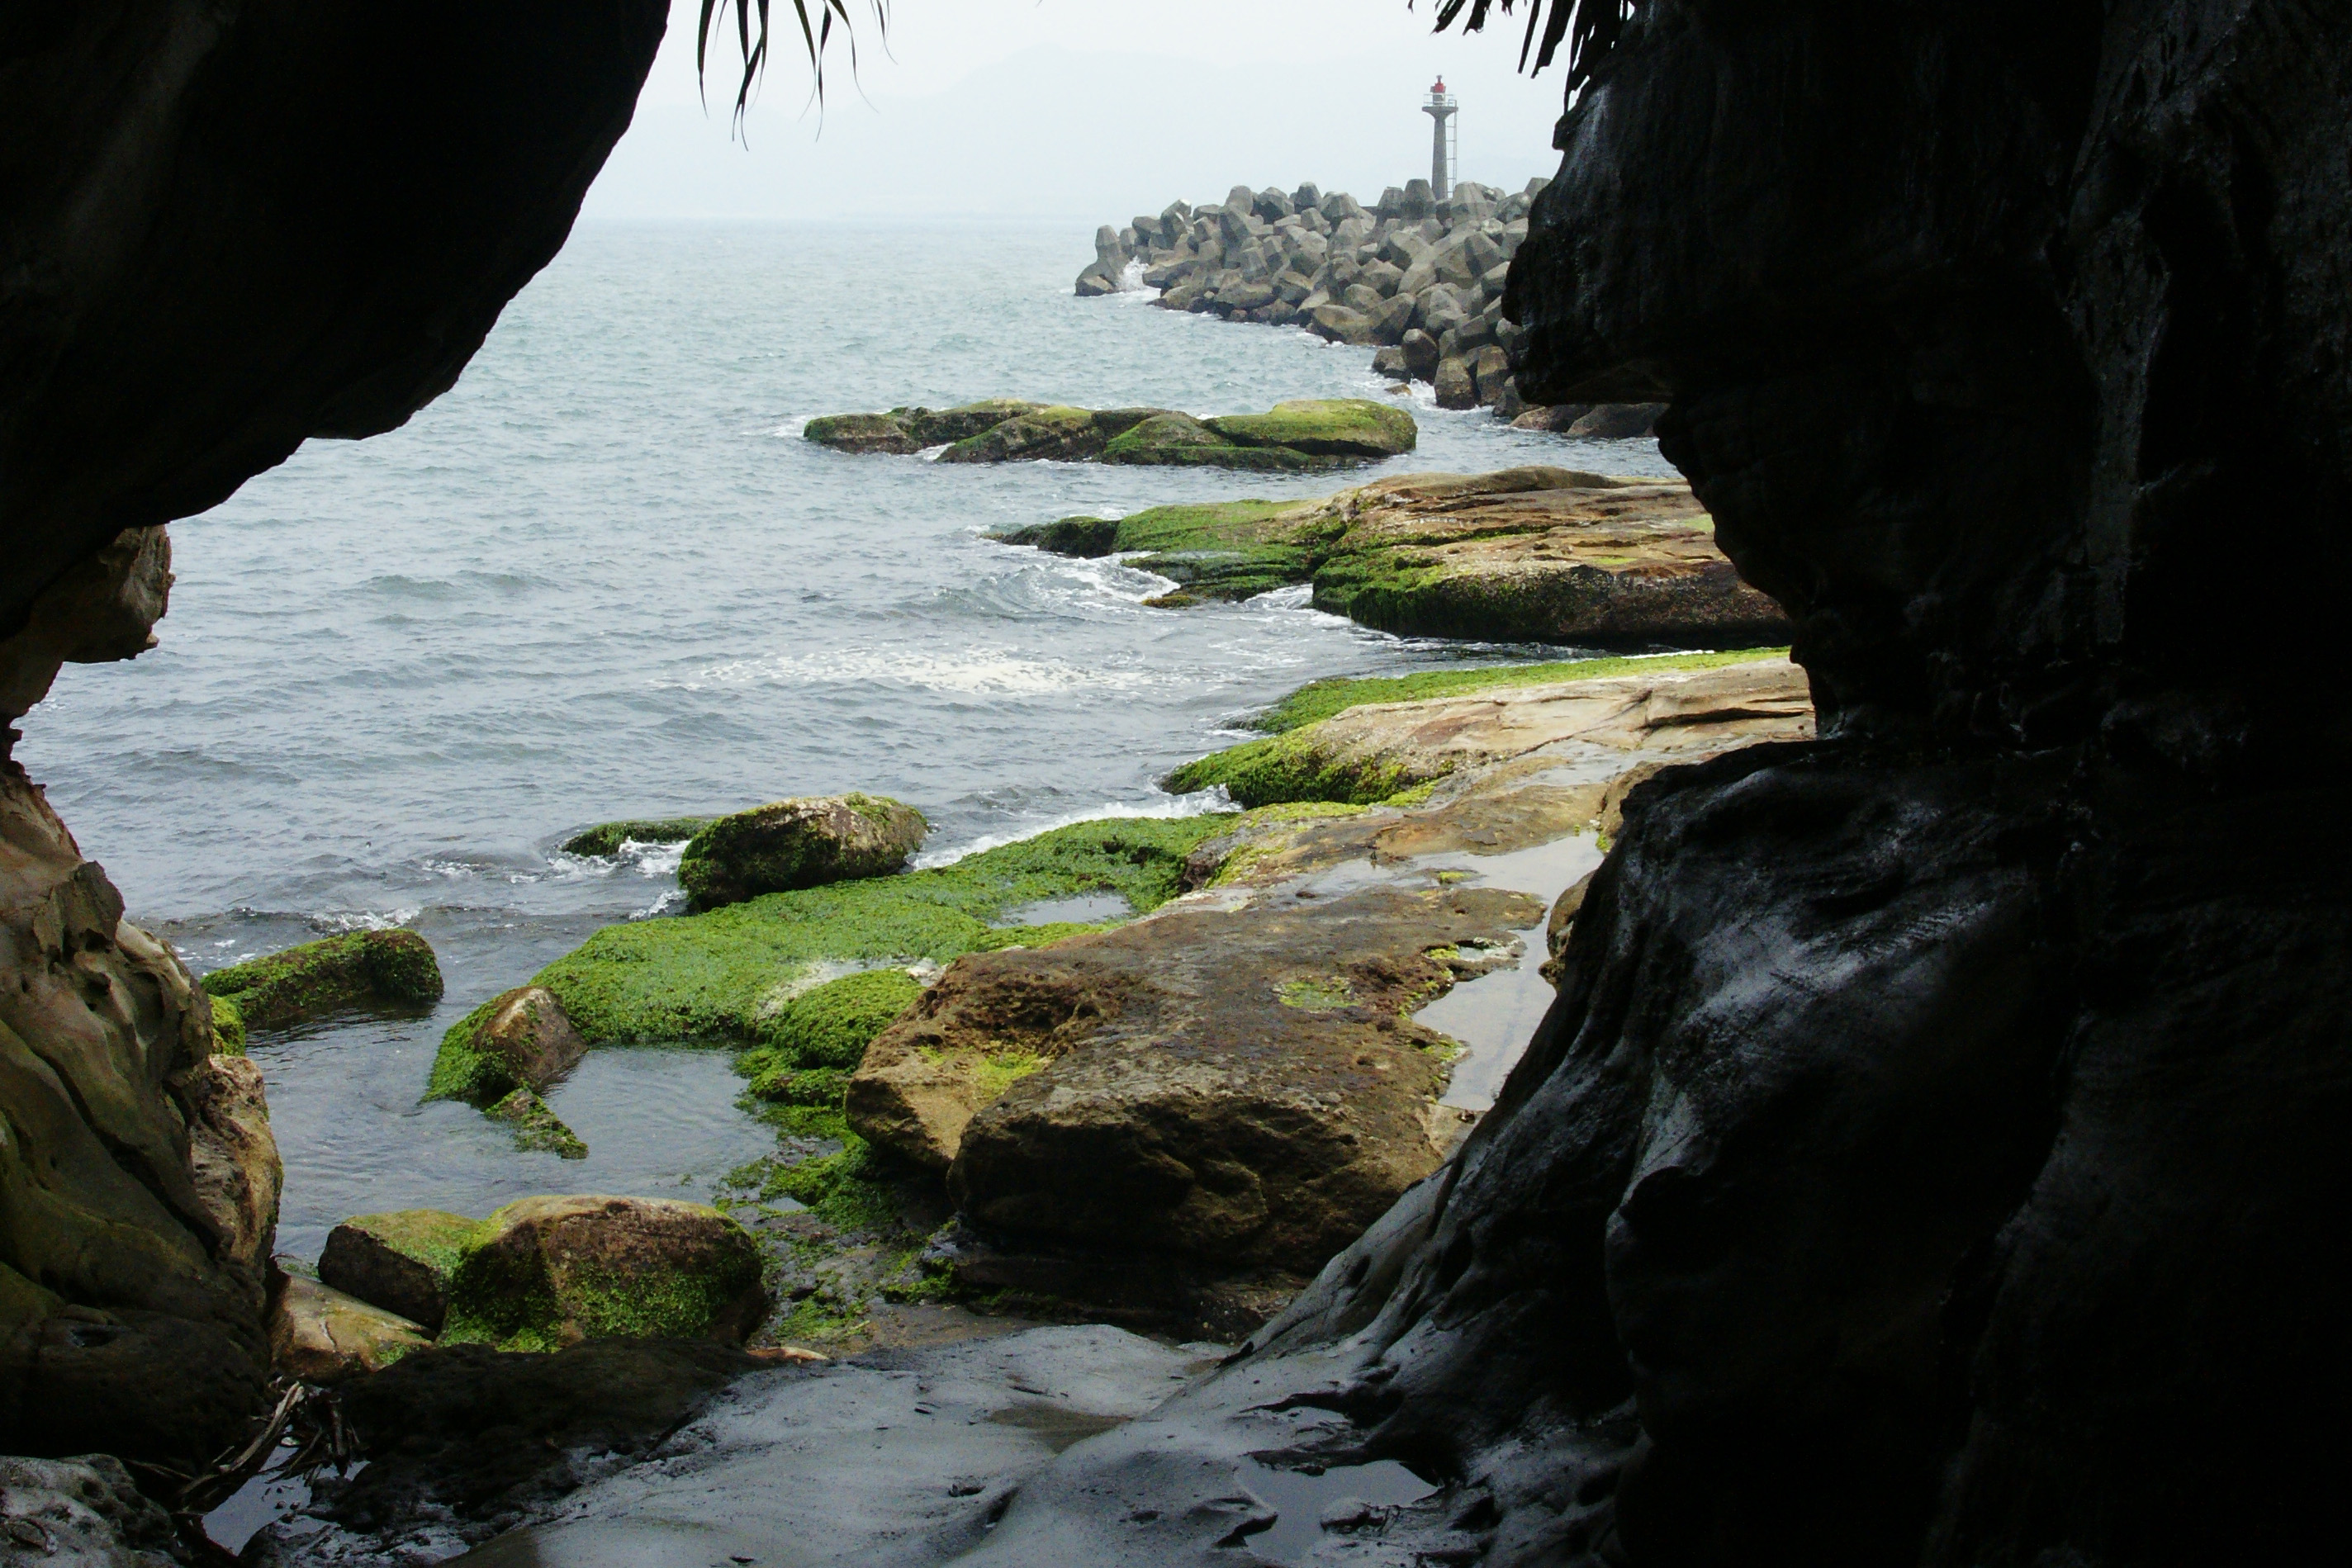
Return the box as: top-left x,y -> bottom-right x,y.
1423,78 -> 1458,201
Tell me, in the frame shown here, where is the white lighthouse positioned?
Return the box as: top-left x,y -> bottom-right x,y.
1424,77 -> 1458,201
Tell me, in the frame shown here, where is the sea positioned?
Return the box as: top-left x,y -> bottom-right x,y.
16,222 -> 1674,1261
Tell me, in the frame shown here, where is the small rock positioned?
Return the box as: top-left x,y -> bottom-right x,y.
319,1209 -> 481,1331
1401,329 -> 1441,381
1473,344 -> 1514,405
561,816 -> 713,856
441,1196 -> 769,1352
1434,355 -> 1479,410
271,1274 -> 431,1384
679,793 -> 928,908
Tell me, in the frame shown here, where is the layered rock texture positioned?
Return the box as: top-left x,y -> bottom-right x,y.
806,399 -> 1415,469
965,2 -> 2352,1564
1,0 -> 668,1469
996,467 -> 1788,645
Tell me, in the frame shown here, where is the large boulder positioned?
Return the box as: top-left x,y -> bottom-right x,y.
678,793 -> 927,908
1564,401 -> 1667,438
200,927 -> 443,1030
270,1275 -> 430,1384
319,1210 -> 480,1333
852,884 -> 1540,1272
803,400 -> 1050,454
441,1196 -> 768,1352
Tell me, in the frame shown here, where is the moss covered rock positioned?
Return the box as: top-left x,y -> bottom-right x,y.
1098,411 -> 1329,471
936,405 -> 1165,464
201,928 -> 443,1030
519,815 -> 1231,1051
738,969 -> 923,1089
319,1209 -> 480,1332
441,1196 -> 768,1352
678,793 -> 928,909
804,399 -> 1049,454
426,984 -> 587,1106
270,1275 -> 430,1383
997,499 -> 1335,603
1203,397 -> 1418,458
561,817 -> 712,857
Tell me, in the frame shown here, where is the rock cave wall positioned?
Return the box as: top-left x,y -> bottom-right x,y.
0,0 -> 666,1465
978,3 -> 2352,1563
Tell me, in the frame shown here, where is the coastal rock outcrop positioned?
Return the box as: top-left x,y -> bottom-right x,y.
200,928 -> 444,1030
806,398 -> 1415,470
0,1454 -> 184,1567
995,467 -> 1789,646
425,985 -> 587,1107
441,1196 -> 768,1352
677,793 -> 928,908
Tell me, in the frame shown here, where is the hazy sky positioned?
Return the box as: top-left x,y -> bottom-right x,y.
583,1 -> 1575,220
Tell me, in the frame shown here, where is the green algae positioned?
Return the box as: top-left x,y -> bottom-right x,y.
439,1199 -> 764,1352
424,994 -> 511,1105
1164,728 -> 1428,808
676,793 -> 927,907
740,969 -> 922,1080
339,1209 -> 480,1283
201,929 -> 444,1030
1242,648 -> 1792,733
561,817 -> 714,857
207,992 -> 246,1057
488,1088 -> 588,1159
993,499 -> 1332,604
510,815 -> 1235,1052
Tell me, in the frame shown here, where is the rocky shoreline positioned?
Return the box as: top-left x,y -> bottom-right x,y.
1077,179 -> 1657,433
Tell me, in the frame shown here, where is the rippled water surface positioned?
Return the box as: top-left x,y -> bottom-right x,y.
19,223 -> 1672,1252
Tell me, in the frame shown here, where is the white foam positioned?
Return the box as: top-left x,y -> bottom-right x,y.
306,907 -> 422,934
670,645 -> 1164,699
909,790 -> 1233,870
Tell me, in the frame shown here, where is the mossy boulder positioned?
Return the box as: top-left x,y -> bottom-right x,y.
200,928 -> 443,1030
426,984 -> 587,1106
561,817 -> 712,857
1099,411 -> 1325,471
678,793 -> 928,909
441,1196 -> 768,1352
270,1276 -> 430,1383
1203,398 -> 1419,458
320,1209 -> 481,1332
997,499 -> 1334,603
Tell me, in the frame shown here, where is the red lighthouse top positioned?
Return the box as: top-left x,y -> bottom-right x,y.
1432,77 -> 1447,94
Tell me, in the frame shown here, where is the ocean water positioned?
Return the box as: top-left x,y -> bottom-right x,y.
17,223 -> 1673,1258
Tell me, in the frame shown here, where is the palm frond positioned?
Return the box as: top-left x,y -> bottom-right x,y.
699,1 -> 890,123
1425,0 -> 1642,87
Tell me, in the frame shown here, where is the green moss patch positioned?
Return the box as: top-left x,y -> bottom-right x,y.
739,969 -> 922,1082
207,992 -> 247,1057
993,499 -> 1333,604
1202,398 -> 1418,458
1242,648 -> 1791,733
561,817 -> 714,857
489,1089 -> 588,1159
1164,728 -> 1434,808
503,815 -> 1234,1053
202,929 -> 444,1030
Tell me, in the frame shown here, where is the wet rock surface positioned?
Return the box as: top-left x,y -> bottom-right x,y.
269,1276 -> 430,1386
996,467 -> 1787,647
257,1326 -> 1217,1568
319,1212 -> 477,1334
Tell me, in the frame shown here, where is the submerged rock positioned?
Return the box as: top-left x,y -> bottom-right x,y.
558,817 -> 710,856
0,1455 -> 183,1567
441,1196 -> 767,1352
270,1274 -> 430,1384
319,1210 -> 479,1332
200,927 -> 443,1030
678,793 -> 927,909
808,398 -> 1415,470
486,1089 -> 588,1159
